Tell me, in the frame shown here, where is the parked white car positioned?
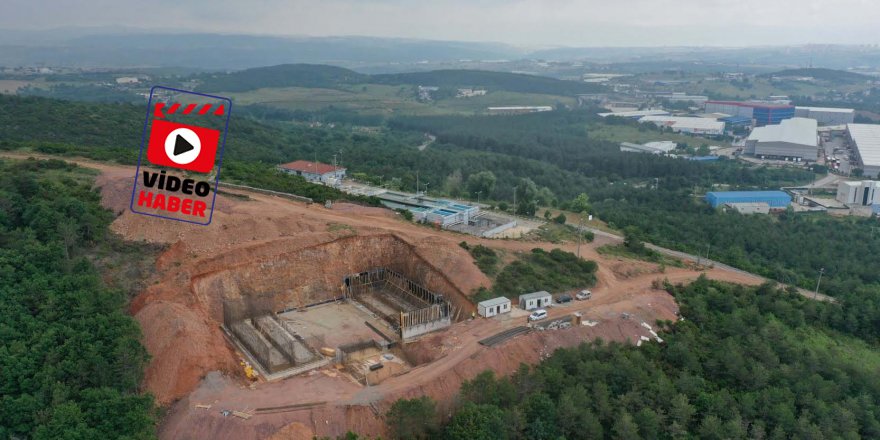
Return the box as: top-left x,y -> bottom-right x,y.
528,309 -> 548,321
576,290 -> 592,300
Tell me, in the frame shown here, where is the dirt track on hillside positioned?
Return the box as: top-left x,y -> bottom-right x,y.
3,152 -> 769,439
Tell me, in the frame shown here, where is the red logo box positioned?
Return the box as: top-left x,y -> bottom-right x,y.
146,119 -> 220,173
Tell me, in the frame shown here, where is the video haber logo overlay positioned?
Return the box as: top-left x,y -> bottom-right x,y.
129,86 -> 232,225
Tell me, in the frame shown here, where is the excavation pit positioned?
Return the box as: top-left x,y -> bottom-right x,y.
278,301 -> 397,349
337,340 -> 412,386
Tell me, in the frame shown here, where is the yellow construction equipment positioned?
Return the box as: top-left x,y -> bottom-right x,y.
240,360 -> 258,380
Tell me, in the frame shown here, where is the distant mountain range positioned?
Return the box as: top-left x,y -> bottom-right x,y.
4,28 -> 880,72
0,30 -> 523,69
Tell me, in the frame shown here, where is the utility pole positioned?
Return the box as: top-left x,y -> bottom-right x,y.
814,267 -> 825,300
576,213 -> 586,259
416,170 -> 420,197
476,191 -> 481,206
513,186 -> 517,215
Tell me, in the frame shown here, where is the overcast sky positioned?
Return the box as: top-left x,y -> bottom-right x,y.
5,0 -> 880,47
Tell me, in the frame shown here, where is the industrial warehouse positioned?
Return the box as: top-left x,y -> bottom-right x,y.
846,124 -> 880,178
638,115 -> 725,136
705,191 -> 792,210
795,106 -> 855,126
704,100 -> 795,126
745,117 -> 819,161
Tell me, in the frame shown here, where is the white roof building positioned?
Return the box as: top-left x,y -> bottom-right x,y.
598,109 -> 669,119
638,116 -> 725,136
477,297 -> 511,318
795,106 -> 855,125
745,117 -> 818,160
847,124 -> 880,178
620,141 -> 677,155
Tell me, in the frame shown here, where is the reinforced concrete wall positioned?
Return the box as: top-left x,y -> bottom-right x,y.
347,268 -> 453,339
191,234 -> 475,322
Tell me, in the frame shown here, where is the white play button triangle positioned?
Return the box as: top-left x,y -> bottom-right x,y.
164,127 -> 202,165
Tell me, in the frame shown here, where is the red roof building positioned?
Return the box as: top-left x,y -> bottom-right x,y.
277,160 -> 346,182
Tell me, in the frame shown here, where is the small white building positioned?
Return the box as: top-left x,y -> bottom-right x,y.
518,291 -> 552,311
457,88 -> 487,98
723,202 -> 770,214
487,106 -> 553,115
477,297 -> 511,318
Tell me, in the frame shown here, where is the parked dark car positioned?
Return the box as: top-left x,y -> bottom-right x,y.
556,294 -> 573,304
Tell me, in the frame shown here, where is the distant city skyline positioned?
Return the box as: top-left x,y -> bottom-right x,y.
4,0 -> 880,48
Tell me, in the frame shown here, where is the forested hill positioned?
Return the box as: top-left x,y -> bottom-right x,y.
413,278 -> 880,440
195,63 -> 602,95
761,67 -> 870,83
196,64 -> 368,92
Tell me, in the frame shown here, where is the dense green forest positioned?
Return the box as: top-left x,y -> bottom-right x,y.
0,159 -> 155,439
383,279 -> 880,440
589,186 -> 880,343
0,95 -> 811,203
7,94 -> 880,323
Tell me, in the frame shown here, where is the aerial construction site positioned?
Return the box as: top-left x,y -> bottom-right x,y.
41,154 -> 768,439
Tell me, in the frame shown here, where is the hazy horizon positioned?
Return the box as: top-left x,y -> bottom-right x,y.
5,0 -> 880,48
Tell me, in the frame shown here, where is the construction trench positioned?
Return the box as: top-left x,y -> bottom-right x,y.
210,235 -> 469,380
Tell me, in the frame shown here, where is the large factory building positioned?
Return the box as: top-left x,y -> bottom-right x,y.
704,101 -> 795,126
705,191 -> 792,209
846,124 -> 880,178
745,117 -> 818,161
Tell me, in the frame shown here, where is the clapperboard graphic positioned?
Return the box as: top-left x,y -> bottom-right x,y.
129,86 -> 232,225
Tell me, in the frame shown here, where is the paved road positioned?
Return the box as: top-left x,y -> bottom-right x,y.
580,225 -> 837,303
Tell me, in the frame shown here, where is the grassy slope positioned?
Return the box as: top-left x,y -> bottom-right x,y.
223,85 -> 577,116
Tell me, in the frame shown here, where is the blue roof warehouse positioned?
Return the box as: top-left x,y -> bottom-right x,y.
705,191 -> 791,208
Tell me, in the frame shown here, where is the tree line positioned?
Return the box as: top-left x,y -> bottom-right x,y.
0,158 -> 155,439
378,278 -> 880,440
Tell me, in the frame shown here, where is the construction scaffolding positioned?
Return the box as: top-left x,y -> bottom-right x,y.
345,268 -> 453,339
222,297 -> 320,374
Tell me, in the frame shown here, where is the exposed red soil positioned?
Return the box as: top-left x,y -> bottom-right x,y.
2,153 -> 768,439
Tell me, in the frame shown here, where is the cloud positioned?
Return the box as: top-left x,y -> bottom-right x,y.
2,0 -> 879,46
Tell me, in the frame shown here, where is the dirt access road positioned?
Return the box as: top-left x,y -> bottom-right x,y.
4,152 -> 779,439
